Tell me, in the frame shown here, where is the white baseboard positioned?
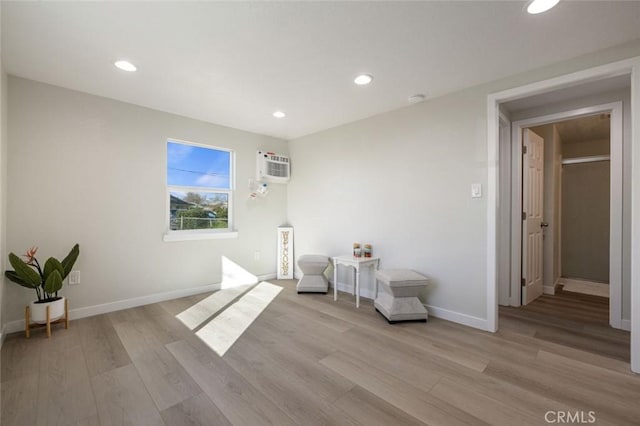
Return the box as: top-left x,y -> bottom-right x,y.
1,272 -> 489,338
332,280 -> 490,332
424,304 -> 490,331
259,273 -> 277,281
4,321 -> 21,336
543,277 -> 562,295
621,319 -> 631,331
3,273 -> 277,336
69,282 -> 224,323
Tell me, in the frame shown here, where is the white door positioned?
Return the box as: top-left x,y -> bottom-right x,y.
522,129 -> 544,305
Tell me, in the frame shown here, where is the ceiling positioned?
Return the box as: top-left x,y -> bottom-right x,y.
3,1 -> 640,140
531,113 -> 610,146
555,114 -> 611,144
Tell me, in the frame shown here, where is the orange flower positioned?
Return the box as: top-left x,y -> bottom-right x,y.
24,246 -> 38,264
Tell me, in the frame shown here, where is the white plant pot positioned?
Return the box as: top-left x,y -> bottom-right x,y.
29,297 -> 65,324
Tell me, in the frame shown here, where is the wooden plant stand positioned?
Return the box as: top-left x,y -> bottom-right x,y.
25,298 -> 69,338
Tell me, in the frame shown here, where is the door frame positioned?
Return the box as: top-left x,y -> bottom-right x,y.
497,112 -> 513,306
509,102 -> 623,329
486,56 -> 640,373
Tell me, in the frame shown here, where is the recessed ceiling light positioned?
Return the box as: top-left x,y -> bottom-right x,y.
114,60 -> 137,72
273,111 -> 286,118
408,94 -> 426,103
354,74 -> 373,85
526,0 -> 560,14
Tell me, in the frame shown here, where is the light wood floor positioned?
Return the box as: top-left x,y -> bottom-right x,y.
500,286 -> 630,362
2,280 -> 638,425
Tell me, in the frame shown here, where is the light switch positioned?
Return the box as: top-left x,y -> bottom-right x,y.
69,270 -> 80,285
471,183 -> 482,198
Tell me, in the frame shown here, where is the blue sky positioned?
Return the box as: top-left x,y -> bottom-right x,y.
167,141 -> 230,188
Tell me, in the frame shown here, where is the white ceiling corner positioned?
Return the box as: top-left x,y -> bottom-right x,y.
3,1 -> 640,140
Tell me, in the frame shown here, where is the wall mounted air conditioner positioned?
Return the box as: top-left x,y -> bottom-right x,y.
257,151 -> 290,183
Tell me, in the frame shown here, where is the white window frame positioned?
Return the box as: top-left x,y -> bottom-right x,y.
163,138 -> 237,242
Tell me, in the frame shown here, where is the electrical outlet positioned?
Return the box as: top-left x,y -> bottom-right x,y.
254,251 -> 261,261
68,270 -> 81,285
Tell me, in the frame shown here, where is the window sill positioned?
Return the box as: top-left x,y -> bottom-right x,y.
163,230 -> 238,242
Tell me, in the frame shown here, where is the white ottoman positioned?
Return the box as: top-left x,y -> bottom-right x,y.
297,255 -> 330,294
375,269 -> 428,323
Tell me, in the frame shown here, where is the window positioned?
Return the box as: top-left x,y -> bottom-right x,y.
165,139 -> 235,241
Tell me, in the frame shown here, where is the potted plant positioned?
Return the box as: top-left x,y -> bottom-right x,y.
5,244 -> 80,324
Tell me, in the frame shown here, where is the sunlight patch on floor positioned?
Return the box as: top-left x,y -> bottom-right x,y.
175,256 -> 259,330
195,281 -> 282,356
176,284 -> 253,330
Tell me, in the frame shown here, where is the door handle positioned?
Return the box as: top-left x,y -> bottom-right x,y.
540,222 -> 549,228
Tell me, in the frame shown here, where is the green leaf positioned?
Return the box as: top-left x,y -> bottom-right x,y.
43,270 -> 63,295
4,270 -> 39,289
43,257 -> 64,282
8,253 -> 41,286
61,244 -> 80,279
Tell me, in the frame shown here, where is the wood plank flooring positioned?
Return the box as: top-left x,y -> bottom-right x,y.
500,286 -> 630,362
2,280 -> 638,425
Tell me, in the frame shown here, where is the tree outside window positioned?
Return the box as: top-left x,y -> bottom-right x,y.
167,140 -> 233,232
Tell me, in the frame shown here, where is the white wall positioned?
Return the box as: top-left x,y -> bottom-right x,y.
563,137 -> 610,158
563,136 -> 611,286
0,2 -> 6,338
0,70 -> 5,334
288,41 -> 640,328
4,77 -> 288,324
289,88 -> 489,321
562,160 -> 610,282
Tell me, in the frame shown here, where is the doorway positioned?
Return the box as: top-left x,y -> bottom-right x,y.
499,102 -> 624,328
486,58 -> 640,373
526,113 -> 612,304
555,115 -> 612,300
497,100 -> 629,364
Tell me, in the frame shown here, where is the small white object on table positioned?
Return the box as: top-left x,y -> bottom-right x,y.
332,255 -> 380,308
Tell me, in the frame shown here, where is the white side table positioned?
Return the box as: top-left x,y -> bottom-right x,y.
332,255 -> 380,308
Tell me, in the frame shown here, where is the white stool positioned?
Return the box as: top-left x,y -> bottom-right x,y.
375,269 -> 428,323
297,255 -> 330,294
